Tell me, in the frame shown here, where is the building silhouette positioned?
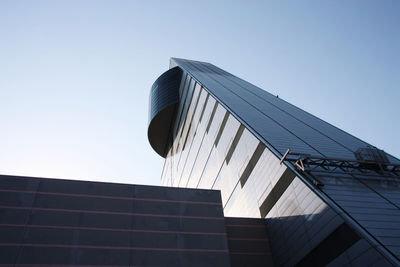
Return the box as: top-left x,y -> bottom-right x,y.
148,58 -> 400,266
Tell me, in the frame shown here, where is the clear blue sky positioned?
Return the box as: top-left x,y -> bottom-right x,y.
0,1 -> 399,185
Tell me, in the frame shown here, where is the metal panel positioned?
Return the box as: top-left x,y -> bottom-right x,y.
148,66 -> 182,157
0,175 -> 230,267
163,58 -> 400,265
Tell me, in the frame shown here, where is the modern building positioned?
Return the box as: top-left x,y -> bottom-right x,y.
1,58 -> 399,267
148,58 -> 400,266
0,174 -> 273,266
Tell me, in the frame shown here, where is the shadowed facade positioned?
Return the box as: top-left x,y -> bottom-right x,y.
0,174 -> 273,266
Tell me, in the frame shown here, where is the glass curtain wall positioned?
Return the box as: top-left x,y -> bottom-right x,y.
160,71 -> 393,266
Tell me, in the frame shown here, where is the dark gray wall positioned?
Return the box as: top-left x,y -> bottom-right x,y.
225,217 -> 274,267
0,174 -> 230,266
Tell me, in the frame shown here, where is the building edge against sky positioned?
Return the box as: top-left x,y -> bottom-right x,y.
148,58 -> 400,266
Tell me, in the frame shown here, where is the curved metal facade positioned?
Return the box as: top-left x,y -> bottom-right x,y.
148,66 -> 182,157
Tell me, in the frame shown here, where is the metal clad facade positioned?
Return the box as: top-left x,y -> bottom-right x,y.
158,58 -> 400,266
0,175 -> 230,266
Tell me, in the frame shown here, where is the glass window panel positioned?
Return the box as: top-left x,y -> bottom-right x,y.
198,146 -> 224,189
173,76 -> 193,138
176,89 -> 209,187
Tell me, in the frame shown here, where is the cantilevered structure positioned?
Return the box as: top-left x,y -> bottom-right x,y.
148,58 -> 400,266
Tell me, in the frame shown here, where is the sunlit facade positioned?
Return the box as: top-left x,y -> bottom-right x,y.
149,58 -> 400,266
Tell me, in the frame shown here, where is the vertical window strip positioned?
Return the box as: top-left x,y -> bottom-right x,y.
195,144 -> 214,189
199,94 -> 210,123
173,76 -> 192,138
196,111 -> 229,189
174,80 -> 196,154
177,122 -> 199,188
214,111 -> 229,147
184,132 -> 208,188
259,168 -> 296,218
179,83 -> 201,140
179,85 -> 202,154
176,113 -> 188,153
160,153 -> 169,184
225,125 -> 245,164
206,102 -> 219,133
178,73 -> 188,97
181,122 -> 192,152
223,182 -> 241,210
211,167 -> 223,190
191,100 -> 219,188
183,98 -> 217,188
177,77 -> 192,127
239,143 -> 266,187
175,85 -> 202,176
176,90 -> 209,187
180,81 -> 197,137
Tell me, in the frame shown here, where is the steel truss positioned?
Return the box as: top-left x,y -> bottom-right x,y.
280,149 -> 400,179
